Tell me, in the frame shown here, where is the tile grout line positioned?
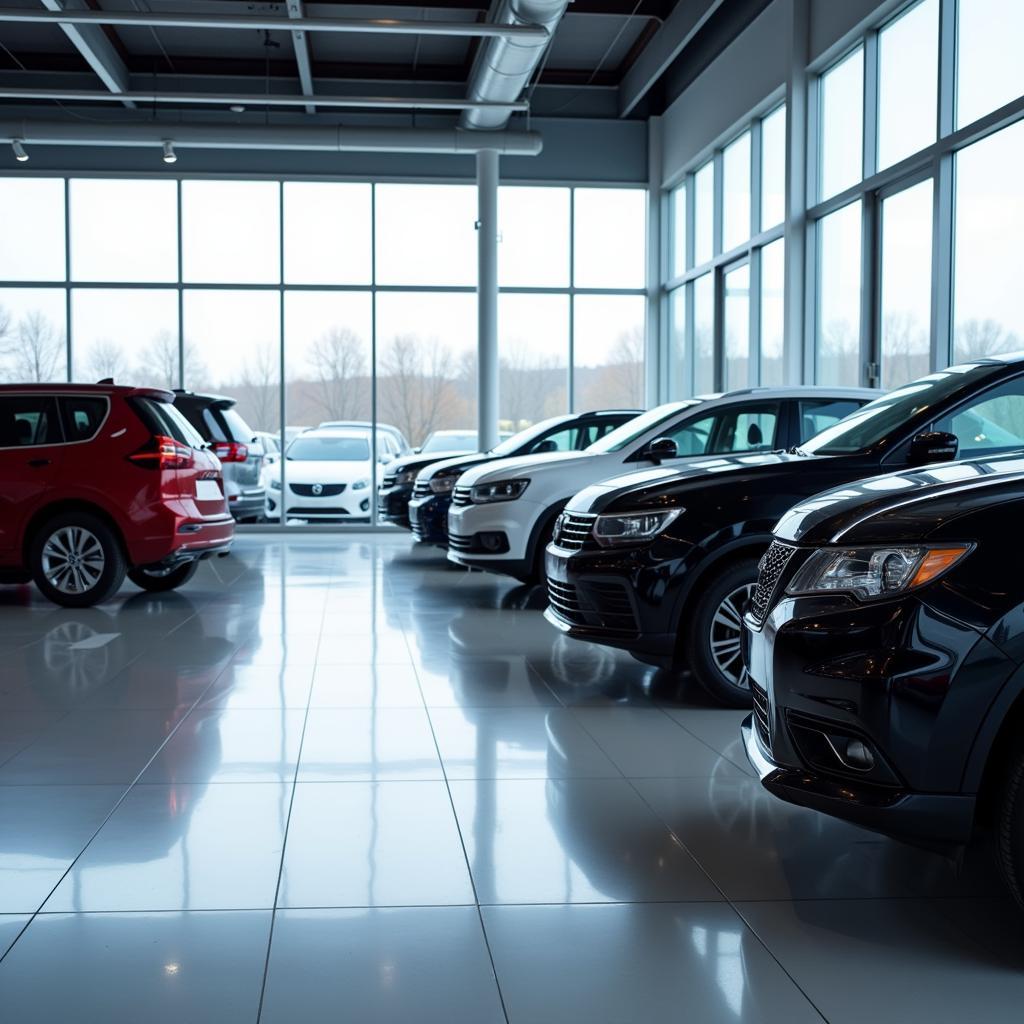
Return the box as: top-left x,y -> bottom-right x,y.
398,620 -> 513,1024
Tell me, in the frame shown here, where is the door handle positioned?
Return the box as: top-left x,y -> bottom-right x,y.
27,458 -> 51,468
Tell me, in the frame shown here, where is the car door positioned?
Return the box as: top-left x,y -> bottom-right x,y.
931,374 -> 1024,459
0,394 -> 64,556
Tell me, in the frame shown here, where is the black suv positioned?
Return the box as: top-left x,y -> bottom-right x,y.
741,452 -> 1024,908
173,391 -> 264,522
544,355 -> 1024,706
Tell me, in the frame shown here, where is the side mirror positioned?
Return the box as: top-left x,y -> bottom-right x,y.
412,446 -> 422,454
644,436 -> 678,464
532,439 -> 558,454
265,454 -> 278,465
908,430 -> 958,466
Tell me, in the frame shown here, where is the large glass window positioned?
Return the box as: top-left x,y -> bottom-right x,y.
70,179 -> 178,283
954,119 -> 1024,361
877,0 -> 939,172
723,263 -> 750,389
879,180 -> 933,389
499,187 -> 570,288
670,183 -> 687,278
0,288 -> 67,383
760,105 -> 787,231
183,181 -> 280,285
693,273 -> 715,392
816,201 -> 862,385
71,289 -> 178,386
819,48 -> 864,200
499,293 -> 568,428
722,131 -> 752,252
693,161 -> 715,265
759,238 -> 785,386
573,188 -> 646,290
957,0 -> 1024,130
0,178 -> 65,281
283,182 -> 371,285
669,287 -> 687,396
573,294 -> 645,411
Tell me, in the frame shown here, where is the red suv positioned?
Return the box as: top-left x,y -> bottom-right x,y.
0,384 -> 234,607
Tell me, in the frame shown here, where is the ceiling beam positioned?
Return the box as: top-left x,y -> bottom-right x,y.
39,0 -> 134,108
286,0 -> 316,114
617,0 -> 726,116
0,8 -> 550,41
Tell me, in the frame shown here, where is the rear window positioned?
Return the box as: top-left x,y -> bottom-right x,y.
59,396 -> 108,442
132,397 -> 207,449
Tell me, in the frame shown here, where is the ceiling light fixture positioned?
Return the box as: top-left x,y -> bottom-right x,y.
12,138 -> 28,162
229,104 -> 245,113
161,140 -> 176,164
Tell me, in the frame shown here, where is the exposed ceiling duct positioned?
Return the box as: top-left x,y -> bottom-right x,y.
461,0 -> 569,131
0,121 -> 543,156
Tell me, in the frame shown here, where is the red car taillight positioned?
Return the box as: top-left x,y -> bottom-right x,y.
209,441 -> 249,463
129,434 -> 195,470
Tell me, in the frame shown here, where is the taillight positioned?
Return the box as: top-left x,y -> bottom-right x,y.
129,434 -> 195,470
209,441 -> 249,463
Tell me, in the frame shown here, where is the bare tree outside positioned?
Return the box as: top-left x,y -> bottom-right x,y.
880,311 -> 929,389
86,339 -> 129,382
235,340 -> 280,431
499,341 -> 565,428
576,326 -> 645,411
307,328 -> 368,420
378,334 -> 461,446
817,319 -> 859,386
955,318 -> 1021,361
1,311 -> 66,382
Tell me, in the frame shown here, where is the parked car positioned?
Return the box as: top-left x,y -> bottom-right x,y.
254,431 -> 280,505
264,426 -> 399,523
172,391 -> 264,523
0,384 -> 233,607
407,410 -> 641,546
542,355 -> 1024,707
449,387 -> 875,585
378,428 -> 507,529
741,451 -> 1024,909
318,420 -> 411,454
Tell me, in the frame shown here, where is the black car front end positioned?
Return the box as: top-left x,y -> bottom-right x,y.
408,481 -> 452,544
377,466 -> 419,527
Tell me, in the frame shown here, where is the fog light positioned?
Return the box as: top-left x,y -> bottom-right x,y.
267,498 -> 276,511
479,532 -> 505,552
843,738 -> 875,771
360,499 -> 370,512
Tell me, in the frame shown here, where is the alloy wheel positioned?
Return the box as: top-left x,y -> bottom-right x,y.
41,526 -> 106,596
709,582 -> 755,692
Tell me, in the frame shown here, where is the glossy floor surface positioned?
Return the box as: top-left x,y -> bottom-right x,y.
1,535 -> 1023,1023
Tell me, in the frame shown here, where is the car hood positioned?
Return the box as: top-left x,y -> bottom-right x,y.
774,452 -> 1024,545
270,459 -> 373,484
457,449 -> 596,486
418,451 -> 493,481
565,451 -> 808,514
384,450 -> 477,477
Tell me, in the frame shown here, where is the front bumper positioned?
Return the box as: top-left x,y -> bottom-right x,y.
740,592 -> 1011,845
377,485 -> 413,527
408,493 -> 450,544
446,499 -> 539,575
266,488 -> 371,521
541,540 -> 678,667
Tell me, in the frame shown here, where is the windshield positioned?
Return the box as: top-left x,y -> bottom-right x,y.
423,432 -> 477,452
801,363 -> 994,455
489,416 -> 567,457
288,436 -> 370,461
587,402 -> 701,454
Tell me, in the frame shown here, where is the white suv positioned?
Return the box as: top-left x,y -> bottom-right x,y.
447,387 -> 876,581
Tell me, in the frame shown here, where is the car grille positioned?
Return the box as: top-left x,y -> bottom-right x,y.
413,481 -> 431,498
547,578 -> 639,633
448,531 -> 473,552
290,483 -> 346,497
286,507 -> 351,515
554,512 -> 596,551
452,486 -> 472,507
410,519 -> 424,540
751,679 -> 772,753
749,540 -> 797,623
381,474 -> 397,489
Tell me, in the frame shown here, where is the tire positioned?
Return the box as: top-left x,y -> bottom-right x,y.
685,557 -> 759,708
128,560 -> 200,593
997,737 -> 1024,912
30,512 -> 127,608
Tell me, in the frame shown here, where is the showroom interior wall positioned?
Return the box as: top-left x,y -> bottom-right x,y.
0,115 -> 649,529
657,0 -> 1024,400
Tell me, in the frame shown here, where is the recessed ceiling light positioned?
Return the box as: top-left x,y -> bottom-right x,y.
230,105 -> 246,113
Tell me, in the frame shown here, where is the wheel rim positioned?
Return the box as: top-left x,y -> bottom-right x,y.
709,582 -> 755,692
41,526 -> 105,595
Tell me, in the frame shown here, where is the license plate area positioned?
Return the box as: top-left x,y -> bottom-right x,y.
196,479 -> 222,501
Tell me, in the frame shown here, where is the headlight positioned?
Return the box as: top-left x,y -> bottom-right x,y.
396,469 -> 417,486
270,478 -> 282,491
352,478 -> 369,491
470,478 -> 529,503
786,544 -> 970,601
592,509 -> 682,547
430,473 -> 460,494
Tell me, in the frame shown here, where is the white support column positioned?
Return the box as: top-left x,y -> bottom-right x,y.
476,147 -> 500,451
645,114 -> 663,407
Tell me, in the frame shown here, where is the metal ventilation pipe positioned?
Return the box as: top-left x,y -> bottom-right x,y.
460,0 -> 569,131
0,120 -> 543,155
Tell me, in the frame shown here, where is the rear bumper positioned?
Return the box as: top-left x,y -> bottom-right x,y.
226,489 -> 265,519
741,716 -> 975,844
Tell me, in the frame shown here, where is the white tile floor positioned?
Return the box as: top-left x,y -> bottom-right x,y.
0,534 -> 1023,1023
